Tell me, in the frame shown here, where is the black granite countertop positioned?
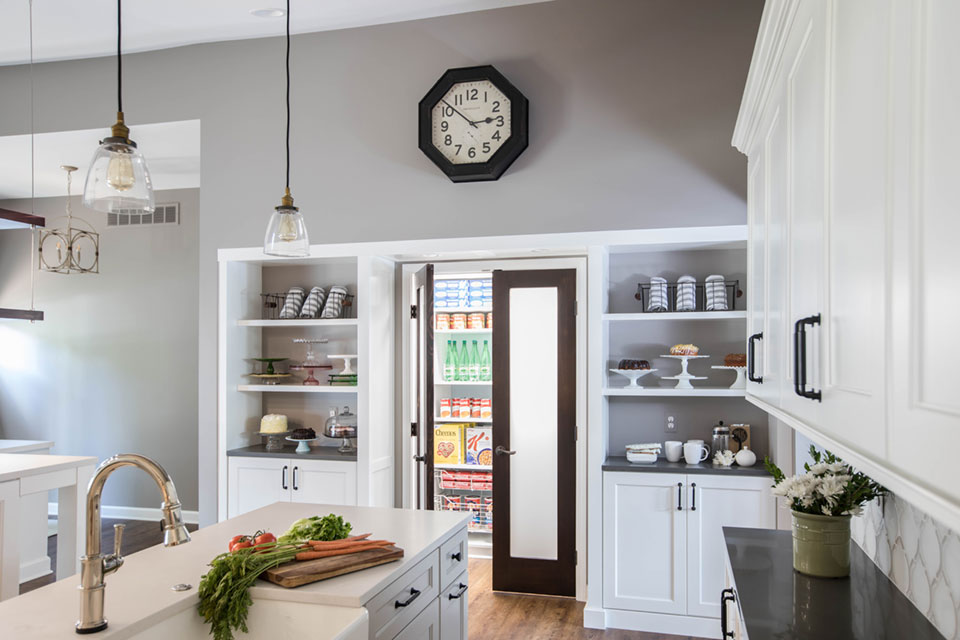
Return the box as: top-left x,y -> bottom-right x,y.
603,456 -> 771,477
227,444 -> 357,462
723,527 -> 944,640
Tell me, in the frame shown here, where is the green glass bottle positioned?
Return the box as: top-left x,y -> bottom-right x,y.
458,340 -> 470,382
444,340 -> 457,382
479,340 -> 491,381
469,340 -> 481,381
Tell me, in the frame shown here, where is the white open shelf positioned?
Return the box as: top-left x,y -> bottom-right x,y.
238,384 -> 358,393
435,328 -> 492,334
237,318 -> 359,327
434,380 -> 492,386
437,306 -> 492,314
602,311 -> 746,322
435,417 -> 492,424
602,387 -> 746,397
435,463 -> 493,471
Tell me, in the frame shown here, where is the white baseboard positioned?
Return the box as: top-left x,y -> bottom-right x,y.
48,503 -> 199,526
582,606 -> 607,629
20,556 -> 53,583
603,609 -> 720,639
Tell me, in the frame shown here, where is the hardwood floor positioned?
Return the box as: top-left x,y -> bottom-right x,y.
467,559 -> 701,640
22,521 -> 700,640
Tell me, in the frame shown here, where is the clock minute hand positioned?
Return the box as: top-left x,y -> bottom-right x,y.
441,99 -> 479,128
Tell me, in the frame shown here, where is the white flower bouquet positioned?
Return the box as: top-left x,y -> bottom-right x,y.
764,446 -> 885,517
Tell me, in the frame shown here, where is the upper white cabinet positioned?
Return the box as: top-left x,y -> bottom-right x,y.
734,0 -> 960,531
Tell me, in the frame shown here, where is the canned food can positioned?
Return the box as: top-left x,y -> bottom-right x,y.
486,312 -> 493,329
468,313 -> 485,330
451,313 -> 468,330
480,398 -> 492,419
435,313 -> 450,331
458,399 -> 470,419
471,398 -> 481,419
440,398 -> 451,418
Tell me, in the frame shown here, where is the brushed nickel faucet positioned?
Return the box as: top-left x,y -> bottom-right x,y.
76,454 -> 191,634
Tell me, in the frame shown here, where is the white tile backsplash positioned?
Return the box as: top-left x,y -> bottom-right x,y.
852,494 -> 960,639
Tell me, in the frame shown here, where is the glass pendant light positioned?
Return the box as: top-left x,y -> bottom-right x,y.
82,0 -> 154,214
264,0 -> 309,257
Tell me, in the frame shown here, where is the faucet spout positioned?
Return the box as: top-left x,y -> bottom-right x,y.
76,454 -> 191,634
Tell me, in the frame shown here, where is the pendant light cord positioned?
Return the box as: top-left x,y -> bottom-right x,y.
117,0 -> 122,113
285,0 -> 291,191
29,0 -> 36,314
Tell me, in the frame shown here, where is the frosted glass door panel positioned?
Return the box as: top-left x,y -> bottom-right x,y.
508,287 -> 559,561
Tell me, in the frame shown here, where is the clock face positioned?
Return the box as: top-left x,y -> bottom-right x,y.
431,80 -> 511,165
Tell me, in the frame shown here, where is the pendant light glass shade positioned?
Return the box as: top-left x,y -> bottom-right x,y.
264,190 -> 309,257
83,135 -> 154,213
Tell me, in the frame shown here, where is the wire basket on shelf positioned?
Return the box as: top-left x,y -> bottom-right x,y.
259,291 -> 356,320
634,279 -> 742,313
434,494 -> 493,532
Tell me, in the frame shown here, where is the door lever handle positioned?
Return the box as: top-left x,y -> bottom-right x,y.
495,446 -> 517,456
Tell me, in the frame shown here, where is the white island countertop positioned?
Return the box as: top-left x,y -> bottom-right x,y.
0,502 -> 468,640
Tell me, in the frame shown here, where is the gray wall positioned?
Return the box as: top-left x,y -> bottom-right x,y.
0,0 -> 763,523
0,189 -> 199,512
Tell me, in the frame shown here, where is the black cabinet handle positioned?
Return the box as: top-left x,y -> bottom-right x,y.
292,466 -> 299,491
691,483 -> 697,511
748,332 -> 763,383
451,551 -> 462,562
281,465 -> 288,490
793,314 -> 822,402
395,587 -> 421,608
677,482 -> 683,511
448,583 -> 468,600
721,587 -> 736,638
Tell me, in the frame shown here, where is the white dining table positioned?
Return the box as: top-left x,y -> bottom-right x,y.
0,453 -> 96,600
0,440 -> 56,583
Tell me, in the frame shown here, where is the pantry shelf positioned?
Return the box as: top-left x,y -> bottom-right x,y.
603,387 -> 746,397
435,463 -> 493,471
238,384 -> 358,393
439,306 -> 492,314
237,318 -> 359,327
435,417 -> 492,424
434,328 -> 492,334
434,381 -> 492,386
602,311 -> 746,322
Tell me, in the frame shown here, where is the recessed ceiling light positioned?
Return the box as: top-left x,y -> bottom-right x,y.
423,253 -> 441,258
250,8 -> 286,18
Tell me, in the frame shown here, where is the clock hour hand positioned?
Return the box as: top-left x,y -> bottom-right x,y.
441,99 -> 479,128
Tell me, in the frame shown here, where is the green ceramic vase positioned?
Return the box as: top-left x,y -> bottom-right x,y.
791,511 -> 852,578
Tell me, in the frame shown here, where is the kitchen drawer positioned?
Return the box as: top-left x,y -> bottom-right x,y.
440,571 -> 469,640
367,551 -> 440,640
438,528 -> 468,590
395,598 -> 440,640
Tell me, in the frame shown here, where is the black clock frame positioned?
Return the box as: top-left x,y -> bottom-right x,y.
418,65 -> 529,183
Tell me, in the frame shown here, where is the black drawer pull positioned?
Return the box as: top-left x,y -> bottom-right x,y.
691,483 -> 697,511
448,583 -> 468,600
677,482 -> 683,511
748,332 -> 763,383
281,465 -> 288,490
721,587 -> 736,638
394,587 -> 421,608
793,314 -> 822,402
451,551 -> 462,562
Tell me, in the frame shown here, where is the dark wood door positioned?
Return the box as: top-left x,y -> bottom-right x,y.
492,268 -> 577,596
412,264 -> 434,510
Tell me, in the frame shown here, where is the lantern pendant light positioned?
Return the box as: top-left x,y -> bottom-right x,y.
82,0 -> 154,215
264,0 -> 309,257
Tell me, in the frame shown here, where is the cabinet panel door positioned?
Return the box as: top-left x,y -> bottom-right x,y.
781,0 -> 828,424
890,0 -> 960,503
227,457 -> 289,518
439,572 -> 468,640
291,460 -> 357,506
395,598 -> 440,640
819,0 -> 893,460
687,475 -> 775,618
764,98 -> 788,411
746,150 -> 767,402
603,472 -> 686,614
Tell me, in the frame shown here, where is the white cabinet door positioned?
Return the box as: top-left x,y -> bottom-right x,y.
291,459 -> 358,506
686,475 -> 775,618
439,573 -> 468,640
603,472 -> 686,614
889,0 -> 960,503
395,599 -> 440,640
227,457 -> 290,518
746,150 -> 768,402
817,0 -> 894,461
780,0 -> 829,425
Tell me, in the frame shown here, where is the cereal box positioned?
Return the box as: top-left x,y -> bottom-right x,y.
465,427 -> 493,466
434,424 -> 464,465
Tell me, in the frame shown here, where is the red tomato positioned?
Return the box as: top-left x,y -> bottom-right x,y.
254,532 -> 276,546
230,540 -> 253,553
229,534 -> 252,552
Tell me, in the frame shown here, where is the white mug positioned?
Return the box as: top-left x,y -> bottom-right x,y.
664,441 -> 683,463
686,439 -> 711,456
683,442 -> 710,465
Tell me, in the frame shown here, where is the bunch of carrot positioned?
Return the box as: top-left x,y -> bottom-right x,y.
294,533 -> 396,561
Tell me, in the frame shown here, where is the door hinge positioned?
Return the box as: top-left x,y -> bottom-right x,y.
574,300 -> 579,316
575,550 -> 579,565
410,305 -> 418,319
411,421 -> 419,437
575,425 -> 579,441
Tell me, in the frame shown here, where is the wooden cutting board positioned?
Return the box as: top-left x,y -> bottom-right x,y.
261,545 -> 405,588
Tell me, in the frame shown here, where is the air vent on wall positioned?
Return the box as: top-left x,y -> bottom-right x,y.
107,203 -> 179,228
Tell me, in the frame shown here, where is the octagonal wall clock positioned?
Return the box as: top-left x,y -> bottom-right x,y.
418,65 -> 529,183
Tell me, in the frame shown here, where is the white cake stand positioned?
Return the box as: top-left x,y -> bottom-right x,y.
711,365 -> 747,389
328,354 -> 358,375
286,436 -> 320,454
609,368 -> 658,388
660,354 -> 709,389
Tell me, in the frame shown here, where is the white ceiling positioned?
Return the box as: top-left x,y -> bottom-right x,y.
0,120 -> 201,200
0,0 -> 548,65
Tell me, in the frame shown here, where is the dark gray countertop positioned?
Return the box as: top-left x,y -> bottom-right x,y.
227,444 -> 357,462
603,456 -> 771,477
724,527 -> 944,640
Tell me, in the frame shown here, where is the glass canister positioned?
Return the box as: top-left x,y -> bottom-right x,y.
324,406 -> 357,454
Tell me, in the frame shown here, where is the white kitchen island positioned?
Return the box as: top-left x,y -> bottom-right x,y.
0,502 -> 469,640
